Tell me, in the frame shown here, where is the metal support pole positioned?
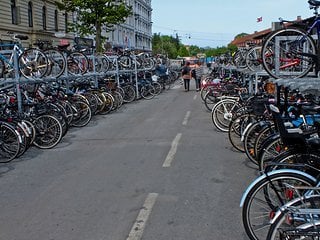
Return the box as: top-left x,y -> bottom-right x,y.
13,47 -> 22,113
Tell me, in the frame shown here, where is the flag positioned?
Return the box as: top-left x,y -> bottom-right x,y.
257,17 -> 262,22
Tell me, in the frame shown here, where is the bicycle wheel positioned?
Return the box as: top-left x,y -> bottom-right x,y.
112,90 -> 124,109
0,122 -> 21,163
0,58 -> 5,78
244,120 -> 271,165
211,98 -> 240,132
70,101 -> 92,127
264,150 -> 320,177
266,195 -> 320,240
258,134 -> 284,171
228,113 -> 256,153
261,27 -> 316,79
241,170 -> 317,240
67,51 -> 89,75
98,92 -> 114,115
122,85 -> 136,103
44,48 -> 66,78
254,123 -> 277,160
233,48 -> 248,68
19,48 -> 49,79
200,85 -> 211,102
32,114 -> 63,149
83,92 -> 100,114
141,85 -> 155,100
22,119 -> 36,145
152,81 -> 162,95
204,90 -> 219,111
246,46 -> 263,72
117,55 -> 132,69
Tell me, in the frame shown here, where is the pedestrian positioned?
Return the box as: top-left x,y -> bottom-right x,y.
194,62 -> 204,91
181,61 -> 191,91
155,60 -> 168,89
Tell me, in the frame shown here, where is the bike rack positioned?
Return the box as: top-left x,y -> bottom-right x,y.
0,47 -> 157,113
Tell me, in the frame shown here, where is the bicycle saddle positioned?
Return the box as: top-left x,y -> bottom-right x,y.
308,0 -> 320,7
306,137 -> 320,149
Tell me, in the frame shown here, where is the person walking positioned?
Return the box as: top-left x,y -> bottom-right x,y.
194,62 -> 204,91
181,61 -> 191,91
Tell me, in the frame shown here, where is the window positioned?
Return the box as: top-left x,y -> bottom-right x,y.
28,2 -> 33,27
42,6 -> 47,30
54,10 -> 58,31
11,0 -> 18,25
64,12 -> 68,32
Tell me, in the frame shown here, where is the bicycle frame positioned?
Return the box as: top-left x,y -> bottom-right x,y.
0,43 -> 23,70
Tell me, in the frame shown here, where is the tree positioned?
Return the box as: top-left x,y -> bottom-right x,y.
234,33 -> 249,39
55,0 -> 132,52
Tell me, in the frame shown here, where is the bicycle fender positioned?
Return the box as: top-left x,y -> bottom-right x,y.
239,169 -> 317,207
240,121 -> 254,142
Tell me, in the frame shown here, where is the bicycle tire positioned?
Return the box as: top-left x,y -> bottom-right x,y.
19,48 -> 49,79
261,27 -> 316,79
266,195 -> 320,240
254,123 -> 277,161
67,51 -> 89,75
141,85 -> 155,100
0,58 -> 5,78
152,81 -> 162,95
228,113 -> 256,152
245,46 -> 263,72
32,114 -> 63,149
204,90 -> 218,111
117,55 -> 132,69
263,149 -> 320,177
211,98 -> 240,132
70,101 -> 92,127
0,121 -> 21,163
98,92 -> 114,115
44,48 -> 66,78
258,134 -> 284,171
244,120 -> 271,165
241,170 -> 317,240
122,85 -> 136,103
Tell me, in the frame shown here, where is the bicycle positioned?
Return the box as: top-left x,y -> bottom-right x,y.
261,0 -> 320,79
0,33 -> 48,79
266,186 -> 320,239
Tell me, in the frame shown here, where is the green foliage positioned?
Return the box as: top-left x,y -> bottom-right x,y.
152,33 -> 237,59
55,0 -> 132,52
234,33 -> 248,39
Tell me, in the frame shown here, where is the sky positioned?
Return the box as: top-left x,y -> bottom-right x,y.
152,0 -> 313,48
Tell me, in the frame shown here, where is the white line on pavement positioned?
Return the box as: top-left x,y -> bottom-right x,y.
193,94 -> 197,100
182,111 -> 191,126
126,193 -> 159,240
162,133 -> 182,167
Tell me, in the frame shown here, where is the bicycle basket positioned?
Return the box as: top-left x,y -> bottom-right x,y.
251,97 -> 268,115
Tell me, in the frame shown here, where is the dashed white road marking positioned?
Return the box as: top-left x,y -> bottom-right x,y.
162,133 -> 182,167
126,193 -> 159,240
182,111 -> 191,126
193,94 -> 197,100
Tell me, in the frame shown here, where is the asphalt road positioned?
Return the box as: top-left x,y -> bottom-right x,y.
0,80 -> 258,240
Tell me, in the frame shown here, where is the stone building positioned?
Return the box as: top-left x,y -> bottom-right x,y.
104,0 -> 153,51
0,0 -> 73,47
0,0 -> 153,51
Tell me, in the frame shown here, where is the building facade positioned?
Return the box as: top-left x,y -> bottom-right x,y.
104,0 -> 153,51
0,0 -> 74,46
0,0 -> 153,51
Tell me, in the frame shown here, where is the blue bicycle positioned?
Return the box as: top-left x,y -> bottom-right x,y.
0,33 -> 48,79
